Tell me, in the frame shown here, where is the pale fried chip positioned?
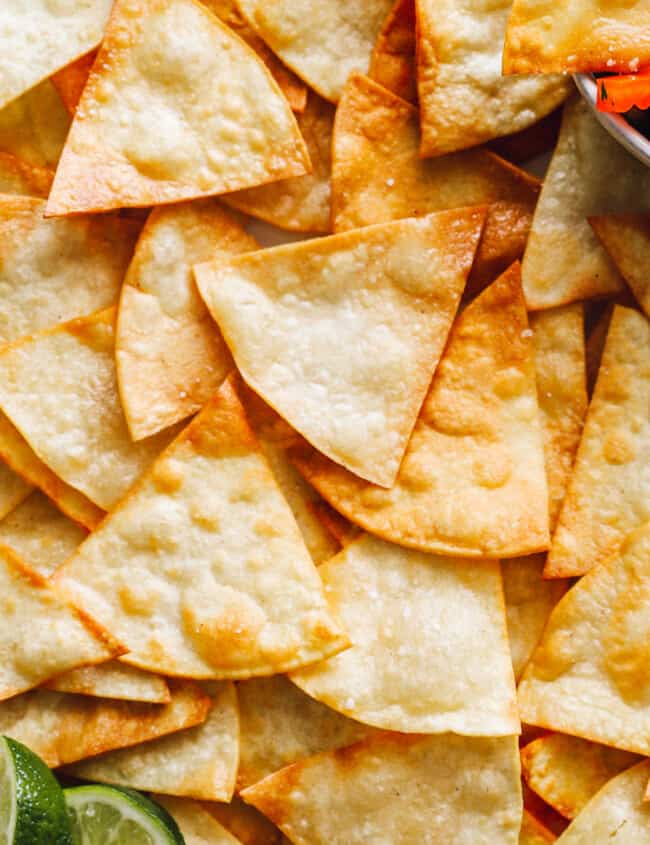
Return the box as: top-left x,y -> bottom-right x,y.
46,663 -> 170,704
520,523 -> 650,755
552,760 -> 650,844
46,0 -> 310,216
0,462 -> 31,522
236,0 -> 393,102
546,307 -> 650,578
292,264 -> 550,558
153,797 -> 241,845
0,679 -> 210,767
236,676 -> 371,789
0,2 -> 112,110
206,796 -> 285,845
0,309 -> 179,511
0,544 -> 122,700
291,533 -> 519,734
0,196 -> 138,345
521,810 -> 556,845
415,0 -> 570,156
522,97 -> 650,309
242,734 -> 523,844
503,1 -> 650,74
0,80 -> 70,169
590,215 -> 650,318
196,209 -> 485,488
224,93 -> 334,233
116,200 -> 256,441
50,51 -> 98,116
0,154 -> 53,197
0,490 -> 87,578
68,682 -> 238,801
56,378 -> 348,679
521,734 -> 641,820
369,0 -> 417,103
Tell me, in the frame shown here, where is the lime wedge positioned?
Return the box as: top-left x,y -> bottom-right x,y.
0,735 -> 72,845
64,786 -> 184,845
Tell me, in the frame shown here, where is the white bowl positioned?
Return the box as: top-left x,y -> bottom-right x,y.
574,73 -> 650,168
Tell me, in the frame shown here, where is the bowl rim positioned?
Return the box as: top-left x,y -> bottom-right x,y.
573,73 -> 650,168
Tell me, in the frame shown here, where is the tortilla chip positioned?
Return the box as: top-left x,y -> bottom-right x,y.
0,80 -> 70,169
0,413 -> 104,530
197,209 -> 485,488
291,533 -> 519,734
520,523 -> 650,755
369,0 -> 417,103
236,0 -> 393,102
68,682 -> 238,801
46,663 -> 170,704
116,200 -> 256,441
415,0 -> 570,156
0,544 -> 123,700
206,797 -> 285,845
590,215 -> 650,318
521,810 -> 556,845
503,1 -> 650,75
293,264 -> 550,558
522,97 -> 650,310
56,378 -> 348,679
0,490 -> 87,578
0,463 -> 31,522
0,154 -> 53,198
521,734 -> 641,821
203,0 -> 307,113
0,2 -> 112,111
50,50 -> 98,116
242,734 -> 523,844
0,309 -> 180,511
46,0 -> 310,216
0,679 -> 210,768
0,196 -> 138,345
153,796 -> 241,845
545,307 -> 650,578
224,93 -> 334,233
552,760 -> 650,844
236,676 -> 371,789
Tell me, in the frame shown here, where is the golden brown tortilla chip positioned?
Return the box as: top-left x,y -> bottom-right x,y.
0,80 -> 70,169
0,679 -> 210,768
206,796 -> 285,845
521,810 -> 557,844
46,663 -> 170,705
196,209 -> 485,488
46,0 -> 310,215
293,264 -> 550,558
116,199 -> 256,441
503,1 -> 650,74
521,734 -> 641,820
153,797 -> 241,845
242,734 -> 523,844
50,51 -> 98,116
68,683 -> 238,801
56,378 -> 348,679
0,463 -> 31,522
545,306 -> 649,578
415,0 -> 570,156
590,215 -> 650,319
369,0 -> 417,103
0,155 -> 53,198
520,523 -> 650,755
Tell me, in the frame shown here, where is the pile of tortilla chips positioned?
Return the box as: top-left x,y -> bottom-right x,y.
0,1 -> 648,843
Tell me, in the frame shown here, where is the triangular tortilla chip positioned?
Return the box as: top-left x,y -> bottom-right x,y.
236,676 -> 371,790
552,760 -> 650,844
50,50 -> 98,116
521,810 -> 556,845
0,462 -> 31,522
590,215 -> 650,318
116,199 -> 256,441
0,154 -> 53,198
46,663 -> 170,705
522,97 -> 650,309
0,309 -> 179,511
0,679 -> 210,768
0,196 -> 138,345
291,533 -> 519,734
242,734 -> 523,844
196,209 -> 485,488
46,0 -> 310,215
0,80 -> 70,169
0,2 -> 112,110
68,682 -> 238,801
154,797 -> 241,845
206,796 -> 285,845
415,0 -> 570,156
520,523 -> 650,755
369,0 -> 417,104
503,1 -> 650,74
521,734 -> 641,821
545,307 -> 650,578
56,378 -> 348,679
236,0 -> 393,102
223,92 -> 334,233
292,264 -> 550,558
0,543 -> 123,700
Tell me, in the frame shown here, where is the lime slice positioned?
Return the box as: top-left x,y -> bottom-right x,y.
64,786 -> 184,845
0,735 -> 72,845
